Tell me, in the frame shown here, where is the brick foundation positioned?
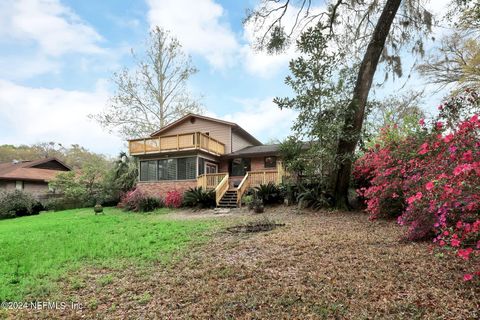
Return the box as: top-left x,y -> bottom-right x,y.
136,180 -> 196,198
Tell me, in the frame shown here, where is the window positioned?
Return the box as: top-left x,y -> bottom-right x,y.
158,159 -> 176,180
264,156 -> 277,168
140,161 -> 158,181
15,180 -> 24,190
177,157 -> 196,180
206,163 -> 217,174
198,158 -> 205,175
140,157 -> 197,181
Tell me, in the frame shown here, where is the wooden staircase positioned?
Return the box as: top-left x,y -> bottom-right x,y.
217,189 -> 238,208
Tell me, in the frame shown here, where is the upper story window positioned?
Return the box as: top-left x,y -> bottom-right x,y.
264,156 -> 277,168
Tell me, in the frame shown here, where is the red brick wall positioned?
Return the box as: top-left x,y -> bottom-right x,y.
136,180 -> 197,198
250,156 -> 276,171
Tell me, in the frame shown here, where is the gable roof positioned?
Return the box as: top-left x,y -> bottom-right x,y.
0,157 -> 72,182
149,113 -> 262,146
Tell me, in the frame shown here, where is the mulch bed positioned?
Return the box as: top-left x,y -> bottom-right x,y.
9,209 -> 479,319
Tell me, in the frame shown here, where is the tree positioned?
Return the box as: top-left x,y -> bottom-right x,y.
418,33 -> 480,91
92,27 -> 202,139
275,23 -> 355,187
363,90 -> 425,146
245,0 -> 433,207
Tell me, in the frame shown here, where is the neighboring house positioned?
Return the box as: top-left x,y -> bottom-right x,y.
0,157 -> 71,200
128,113 -> 286,207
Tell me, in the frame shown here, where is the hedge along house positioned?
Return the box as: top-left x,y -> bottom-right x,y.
0,157 -> 71,201
128,114 -> 287,207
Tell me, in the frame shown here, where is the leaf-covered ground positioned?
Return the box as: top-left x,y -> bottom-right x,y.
7,208 -> 479,319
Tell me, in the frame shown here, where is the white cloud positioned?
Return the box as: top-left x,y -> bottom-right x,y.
0,0 -> 104,57
0,80 -> 124,155
146,0 -> 303,77
146,0 -> 239,69
218,98 -> 298,143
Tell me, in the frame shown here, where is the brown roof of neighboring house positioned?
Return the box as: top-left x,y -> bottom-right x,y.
149,113 -> 262,146
0,157 -> 71,182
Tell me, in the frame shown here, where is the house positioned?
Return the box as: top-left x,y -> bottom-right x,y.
0,157 -> 71,201
128,113 -> 286,207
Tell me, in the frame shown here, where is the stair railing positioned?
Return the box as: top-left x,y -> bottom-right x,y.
236,172 -> 250,207
214,174 -> 230,206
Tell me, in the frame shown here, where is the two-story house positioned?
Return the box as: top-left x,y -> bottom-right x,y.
128,113 -> 286,207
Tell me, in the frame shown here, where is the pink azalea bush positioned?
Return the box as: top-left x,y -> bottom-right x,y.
354,92 -> 479,282
117,188 -> 163,212
165,190 -> 182,208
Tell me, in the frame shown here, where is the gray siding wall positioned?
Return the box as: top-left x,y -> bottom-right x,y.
231,132 -> 254,152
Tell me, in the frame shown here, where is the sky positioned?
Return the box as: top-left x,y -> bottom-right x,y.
0,0 -> 452,156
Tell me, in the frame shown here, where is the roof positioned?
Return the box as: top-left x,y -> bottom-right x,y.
224,144 -> 281,158
0,157 -> 71,182
149,113 -> 262,146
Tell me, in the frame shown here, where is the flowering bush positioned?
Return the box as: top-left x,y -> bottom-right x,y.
117,188 -> 163,212
354,91 -> 479,282
165,190 -> 182,208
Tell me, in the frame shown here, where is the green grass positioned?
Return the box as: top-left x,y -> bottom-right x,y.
0,207 -> 218,301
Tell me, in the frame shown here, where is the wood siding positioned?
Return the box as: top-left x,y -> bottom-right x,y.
231,131 -> 254,152
152,117 -> 233,153
0,180 -> 50,198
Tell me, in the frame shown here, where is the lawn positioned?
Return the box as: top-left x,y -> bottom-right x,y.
0,207 -> 219,301
3,208 -> 479,319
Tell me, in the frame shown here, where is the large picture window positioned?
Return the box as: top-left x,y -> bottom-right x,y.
140,157 -> 197,181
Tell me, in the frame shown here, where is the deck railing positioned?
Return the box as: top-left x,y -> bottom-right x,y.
197,173 -> 228,190
237,170 -> 283,206
128,132 -> 225,155
215,174 -> 230,206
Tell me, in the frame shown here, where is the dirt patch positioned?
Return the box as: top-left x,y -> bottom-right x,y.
226,221 -> 285,233
10,209 -> 479,319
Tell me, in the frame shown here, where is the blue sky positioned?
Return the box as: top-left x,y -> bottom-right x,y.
0,0 -> 450,156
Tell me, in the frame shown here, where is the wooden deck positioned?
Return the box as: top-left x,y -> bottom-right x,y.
128,132 -> 225,156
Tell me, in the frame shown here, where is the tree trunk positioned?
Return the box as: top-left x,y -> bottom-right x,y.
333,0 -> 403,209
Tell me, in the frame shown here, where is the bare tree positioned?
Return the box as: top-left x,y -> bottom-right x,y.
92,27 -> 202,139
245,0 -> 433,208
418,32 -> 480,91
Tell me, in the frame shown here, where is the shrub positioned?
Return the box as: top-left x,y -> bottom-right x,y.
117,189 -> 162,212
296,182 -> 333,210
278,183 -> 298,205
138,197 -> 163,212
165,190 -> 182,208
183,187 -> 215,209
254,182 -> 283,205
242,194 -> 254,209
354,92 -> 480,281
0,191 -> 42,219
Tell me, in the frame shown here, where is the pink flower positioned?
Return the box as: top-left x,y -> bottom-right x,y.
443,134 -> 454,143
426,181 -> 435,191
436,121 -> 444,130
451,238 -> 461,247
419,118 -> 425,126
418,143 -> 429,155
463,274 -> 473,281
458,248 -> 473,260
462,150 -> 473,162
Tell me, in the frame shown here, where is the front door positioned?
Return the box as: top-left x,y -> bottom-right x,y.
229,158 -> 251,176
206,162 -> 218,174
